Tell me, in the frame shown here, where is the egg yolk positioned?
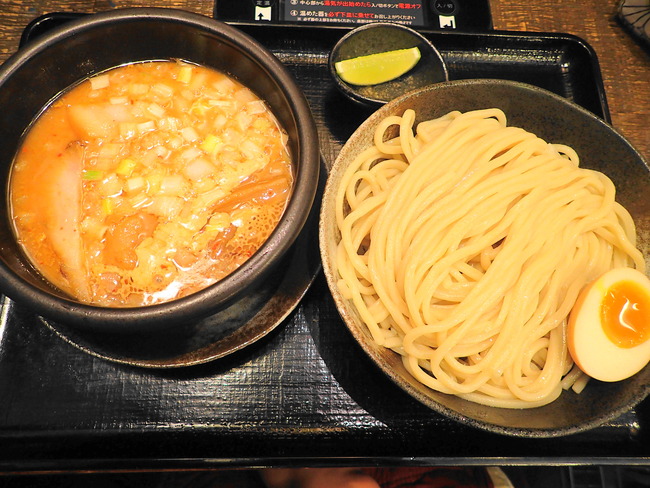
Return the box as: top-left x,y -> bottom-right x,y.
601,280 -> 650,348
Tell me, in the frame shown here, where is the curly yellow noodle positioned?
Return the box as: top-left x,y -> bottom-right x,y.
335,108 -> 646,408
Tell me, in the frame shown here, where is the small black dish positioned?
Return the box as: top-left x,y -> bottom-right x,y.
329,22 -> 448,107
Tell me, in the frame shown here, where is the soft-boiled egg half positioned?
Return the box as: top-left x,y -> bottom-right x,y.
568,267 -> 650,382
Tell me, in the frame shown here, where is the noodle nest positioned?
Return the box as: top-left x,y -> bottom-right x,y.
327,107 -> 645,410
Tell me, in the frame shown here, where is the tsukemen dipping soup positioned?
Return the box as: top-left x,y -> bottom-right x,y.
9,60 -> 294,307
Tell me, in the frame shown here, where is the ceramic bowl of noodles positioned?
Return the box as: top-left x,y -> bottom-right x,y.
319,79 -> 650,436
0,8 -> 319,333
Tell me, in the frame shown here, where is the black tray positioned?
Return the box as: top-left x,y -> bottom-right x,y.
1,14 -> 647,472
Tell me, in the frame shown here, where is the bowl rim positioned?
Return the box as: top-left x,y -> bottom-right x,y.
319,78 -> 650,437
0,7 -> 320,331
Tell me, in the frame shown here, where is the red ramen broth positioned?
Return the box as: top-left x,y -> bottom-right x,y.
10,60 -> 293,307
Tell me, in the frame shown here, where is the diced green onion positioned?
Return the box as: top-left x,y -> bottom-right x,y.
82,169 -> 103,180
178,66 -> 193,84
101,198 -> 113,215
200,134 -> 220,154
116,158 -> 137,177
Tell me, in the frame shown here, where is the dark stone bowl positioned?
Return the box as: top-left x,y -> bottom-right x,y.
319,79 -> 650,436
0,8 -> 320,333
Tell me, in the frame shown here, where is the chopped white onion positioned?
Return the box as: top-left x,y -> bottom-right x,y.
90,74 -> 110,90
110,96 -> 129,105
184,158 -> 215,181
181,126 -> 200,142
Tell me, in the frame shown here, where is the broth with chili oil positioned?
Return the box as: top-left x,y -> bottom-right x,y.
9,60 -> 293,307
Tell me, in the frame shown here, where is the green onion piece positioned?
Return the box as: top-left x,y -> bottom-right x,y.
82,169 -> 103,181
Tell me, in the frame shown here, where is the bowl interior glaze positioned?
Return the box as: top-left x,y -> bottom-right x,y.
0,8 -> 319,332
328,22 -> 448,106
319,79 -> 650,436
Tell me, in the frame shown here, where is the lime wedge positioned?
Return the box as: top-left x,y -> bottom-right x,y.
335,47 -> 421,86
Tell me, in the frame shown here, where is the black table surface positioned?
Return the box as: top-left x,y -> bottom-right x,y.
1,19 -> 648,472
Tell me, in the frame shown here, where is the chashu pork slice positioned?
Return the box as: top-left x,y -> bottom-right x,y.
44,141 -> 91,302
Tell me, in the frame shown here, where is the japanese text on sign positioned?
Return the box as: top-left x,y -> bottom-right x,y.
282,0 -> 426,26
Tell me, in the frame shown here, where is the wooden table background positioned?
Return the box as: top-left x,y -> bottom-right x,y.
0,1 -> 648,163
